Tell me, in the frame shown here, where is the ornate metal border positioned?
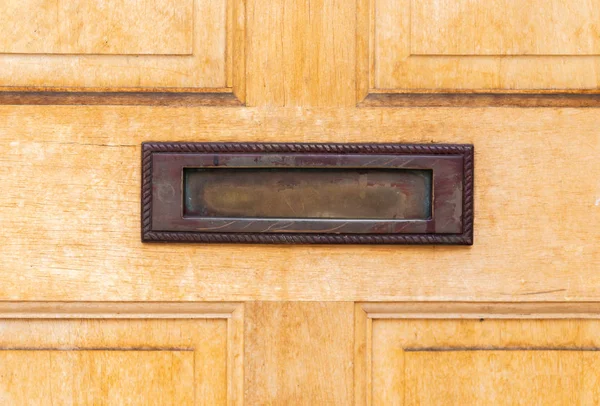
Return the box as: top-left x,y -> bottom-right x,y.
141,142 -> 474,245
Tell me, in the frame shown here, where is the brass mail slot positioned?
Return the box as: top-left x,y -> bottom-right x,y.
142,142 -> 473,244
184,168 -> 433,220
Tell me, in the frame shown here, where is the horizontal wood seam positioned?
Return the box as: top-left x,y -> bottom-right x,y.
359,93 -> 600,108
0,91 -> 243,106
0,348 -> 194,351
404,347 -> 600,352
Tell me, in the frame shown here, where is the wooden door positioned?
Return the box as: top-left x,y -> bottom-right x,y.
0,0 -> 599,404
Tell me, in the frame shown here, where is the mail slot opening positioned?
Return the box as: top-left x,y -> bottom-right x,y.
183,168 -> 432,220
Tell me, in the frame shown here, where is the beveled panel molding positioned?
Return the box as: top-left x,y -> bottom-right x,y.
355,302 -> 600,405
0,302 -> 244,405
0,0 -> 245,105
357,0 -> 600,105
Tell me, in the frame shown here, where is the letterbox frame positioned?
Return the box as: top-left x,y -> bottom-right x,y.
142,142 -> 474,245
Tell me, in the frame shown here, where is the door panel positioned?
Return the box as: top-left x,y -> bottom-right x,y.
367,0 -> 600,91
2,0 -> 194,55
0,0 -> 245,94
412,0 -> 600,56
402,350 -> 598,405
0,303 -> 244,405
0,350 -> 195,405
356,304 -> 600,405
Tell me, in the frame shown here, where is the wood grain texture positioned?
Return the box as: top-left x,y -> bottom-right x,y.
0,105 -> 598,302
404,350 -> 600,405
0,318 -> 230,405
370,0 -> 600,91
246,0 -> 355,106
368,318 -> 600,405
244,302 -> 353,405
0,0 -> 230,90
356,0 -> 373,101
0,303 -> 245,405
0,350 -> 195,405
412,0 -> 600,56
354,304 -> 371,406
4,1 -> 599,402
0,0 -> 194,55
230,0 -> 246,102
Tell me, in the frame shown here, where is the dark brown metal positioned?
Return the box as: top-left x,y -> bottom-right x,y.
141,142 -> 474,245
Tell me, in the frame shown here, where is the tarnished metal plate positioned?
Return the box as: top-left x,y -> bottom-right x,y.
184,168 -> 432,220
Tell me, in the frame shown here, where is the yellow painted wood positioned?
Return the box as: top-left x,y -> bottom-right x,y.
246,0 -> 356,106
372,0 -> 600,90
0,317 -> 231,405
244,302 -> 354,405
0,0 -> 194,55
1,0 -> 599,403
230,0 -> 246,102
0,106 -> 598,302
0,0 -> 229,89
0,350 -> 195,405
404,350 -> 600,405
368,318 -> 600,405
412,0 -> 600,56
